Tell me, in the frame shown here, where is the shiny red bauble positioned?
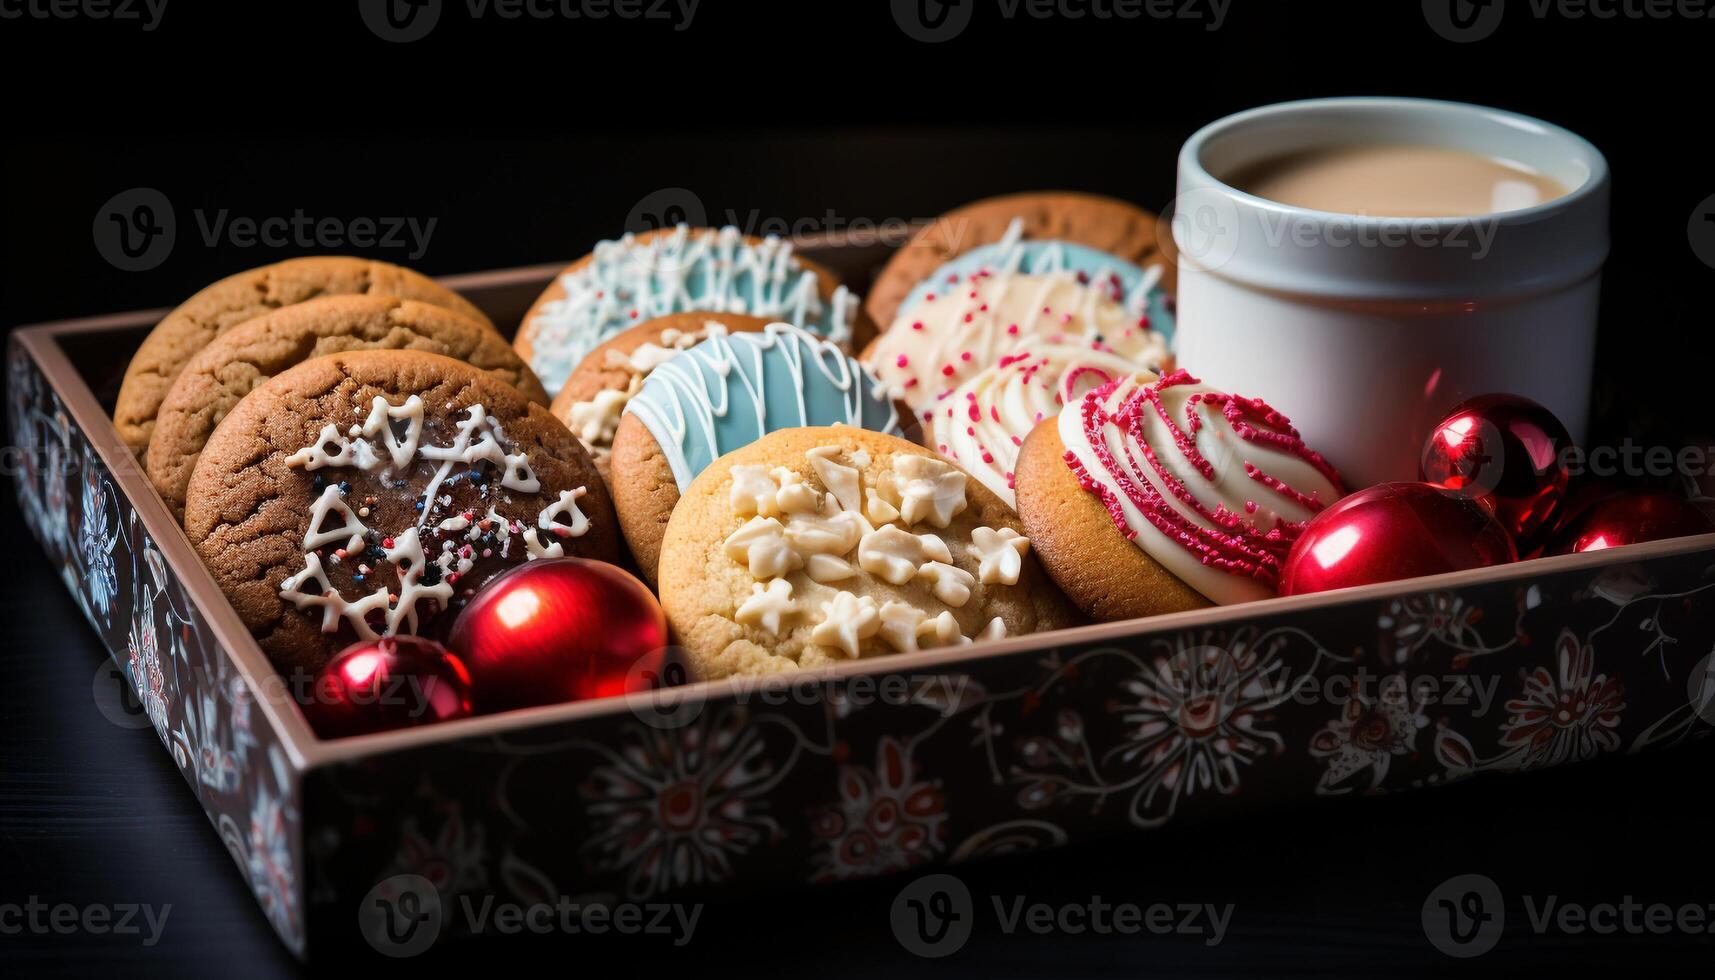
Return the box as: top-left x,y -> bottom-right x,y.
447,558 -> 669,713
1420,393 -> 1572,551
1545,490 -> 1715,555
1281,482 -> 1519,596
302,636 -> 474,739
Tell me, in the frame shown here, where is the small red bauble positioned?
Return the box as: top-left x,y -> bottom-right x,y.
1545,490 -> 1715,555
1420,393 -> 1572,551
302,636 -> 474,739
1281,482 -> 1519,596
448,558 -> 669,713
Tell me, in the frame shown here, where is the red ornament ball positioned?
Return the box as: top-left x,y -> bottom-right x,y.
302,636 -> 473,739
1281,482 -> 1519,596
1420,393 -> 1572,550
448,558 -> 669,713
1545,490 -> 1714,555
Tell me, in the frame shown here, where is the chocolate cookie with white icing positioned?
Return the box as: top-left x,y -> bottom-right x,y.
183,349 -> 620,677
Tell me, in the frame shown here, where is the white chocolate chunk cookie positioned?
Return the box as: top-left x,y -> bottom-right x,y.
657,427 -> 1080,679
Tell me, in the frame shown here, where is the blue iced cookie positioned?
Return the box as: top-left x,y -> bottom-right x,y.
610,322 -> 905,580
517,225 -> 865,398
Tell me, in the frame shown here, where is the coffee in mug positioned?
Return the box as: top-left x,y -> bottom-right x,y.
1226,143 -> 1568,218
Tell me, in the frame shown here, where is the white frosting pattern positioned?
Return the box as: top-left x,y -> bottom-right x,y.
279,396 -> 589,642
719,445 -> 1027,660
560,322 -> 728,470
523,226 -> 858,395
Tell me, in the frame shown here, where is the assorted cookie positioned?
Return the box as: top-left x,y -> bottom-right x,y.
129,204 -> 1345,710
1015,370 -> 1345,622
515,225 -> 876,398
864,211 -> 1174,507
548,311 -> 770,482
658,427 -> 1079,679
114,256 -> 492,454
867,191 -> 1169,329
183,349 -> 619,675
147,294 -> 544,520
609,321 -> 908,583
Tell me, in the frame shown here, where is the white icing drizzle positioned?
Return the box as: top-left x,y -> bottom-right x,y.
523,226 -> 857,394
624,321 -> 902,492
278,394 -> 588,642
561,322 -> 728,469
930,335 -> 1154,508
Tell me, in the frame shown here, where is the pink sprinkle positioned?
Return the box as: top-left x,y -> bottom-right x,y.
912,321 -> 925,331
925,293 -> 936,302
904,378 -> 919,389
941,364 -> 955,377
1007,324 -> 1019,335
896,354 -> 909,368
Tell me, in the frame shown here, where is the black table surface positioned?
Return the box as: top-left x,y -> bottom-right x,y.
3,470 -> 1712,976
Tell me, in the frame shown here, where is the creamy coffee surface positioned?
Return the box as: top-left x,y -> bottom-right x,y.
1227,143 -> 1568,217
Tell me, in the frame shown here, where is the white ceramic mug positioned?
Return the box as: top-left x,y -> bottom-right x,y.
1171,97 -> 1610,488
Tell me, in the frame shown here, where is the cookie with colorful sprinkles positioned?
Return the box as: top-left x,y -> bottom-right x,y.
657,426 -> 1080,680
864,216 -> 1174,507
1013,370 -> 1345,622
608,322 -> 910,584
515,225 -> 876,398
183,349 -> 620,676
866,190 -> 1170,330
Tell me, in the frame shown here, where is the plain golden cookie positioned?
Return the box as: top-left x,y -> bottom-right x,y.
183,349 -> 619,677
115,256 -> 492,454
868,191 -> 1170,329
148,295 -> 544,521
658,426 -> 1080,680
1013,418 -> 1211,622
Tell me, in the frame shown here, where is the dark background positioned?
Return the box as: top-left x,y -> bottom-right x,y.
4,0 -> 1714,975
